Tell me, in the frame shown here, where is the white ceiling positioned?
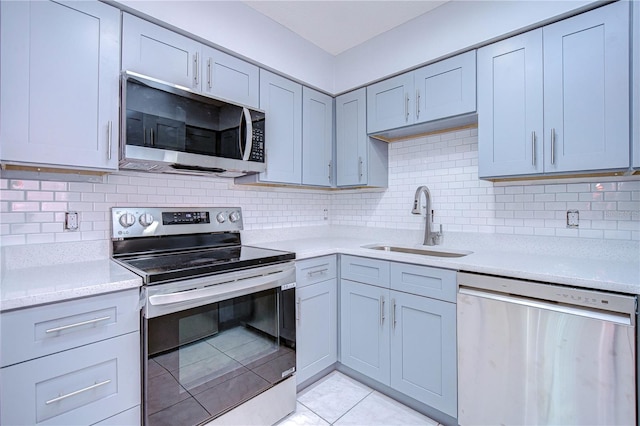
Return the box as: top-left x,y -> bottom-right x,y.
242,1 -> 448,56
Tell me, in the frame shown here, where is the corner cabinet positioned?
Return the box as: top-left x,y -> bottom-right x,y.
478,1 -> 630,179
122,13 -> 259,108
302,88 -> 334,187
0,289 -> 141,425
366,51 -> 476,135
336,89 -> 388,187
0,0 -> 120,171
295,256 -> 338,385
339,255 -> 457,418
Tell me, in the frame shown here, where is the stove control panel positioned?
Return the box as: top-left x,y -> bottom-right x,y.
111,207 -> 243,238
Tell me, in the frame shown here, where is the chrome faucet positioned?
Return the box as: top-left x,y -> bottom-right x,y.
412,186 -> 443,246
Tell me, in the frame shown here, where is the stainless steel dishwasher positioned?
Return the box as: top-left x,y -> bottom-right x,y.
457,272 -> 637,426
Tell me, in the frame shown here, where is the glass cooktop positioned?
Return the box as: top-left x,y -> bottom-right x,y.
117,245 -> 295,284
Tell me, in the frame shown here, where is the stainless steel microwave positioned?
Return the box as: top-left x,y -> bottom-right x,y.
119,71 -> 265,177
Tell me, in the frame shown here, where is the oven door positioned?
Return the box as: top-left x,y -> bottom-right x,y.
142,263 -> 295,426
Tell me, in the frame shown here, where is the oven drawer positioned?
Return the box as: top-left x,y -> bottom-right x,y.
296,256 -> 337,287
1,331 -> 140,425
1,289 -> 140,367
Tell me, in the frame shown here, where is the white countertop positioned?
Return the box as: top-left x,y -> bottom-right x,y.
1,226 -> 638,312
253,233 -> 640,296
0,259 -> 142,312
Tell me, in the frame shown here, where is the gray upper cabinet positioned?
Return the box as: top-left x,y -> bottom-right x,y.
478,29 -> 544,178
367,51 -> 476,135
122,14 -> 259,108
543,0 -> 629,173
201,46 -> 259,108
414,50 -> 476,123
258,70 -> 303,184
634,0 -> 640,170
479,1 -> 630,179
302,87 -> 334,187
336,89 -> 388,187
0,0 -> 120,171
367,73 -> 414,134
122,13 -> 201,91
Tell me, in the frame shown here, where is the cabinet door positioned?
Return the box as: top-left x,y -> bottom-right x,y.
340,280 -> 390,385
0,0 -> 119,170
296,279 -> 337,384
201,46 -> 259,108
302,87 -> 334,187
543,1 -> 629,173
259,70 -> 303,184
390,291 -> 457,418
122,13 -> 201,91
414,50 -> 476,123
336,88 -> 368,186
477,29 -> 544,178
367,73 -> 414,134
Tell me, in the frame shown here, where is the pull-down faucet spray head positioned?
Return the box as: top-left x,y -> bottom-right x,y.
412,186 -> 430,215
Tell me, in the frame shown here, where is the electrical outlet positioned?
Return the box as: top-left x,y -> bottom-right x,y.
65,211 -> 79,231
323,209 -> 328,220
566,210 -> 579,228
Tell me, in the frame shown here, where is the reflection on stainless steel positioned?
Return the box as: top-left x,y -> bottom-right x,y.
362,244 -> 471,258
457,272 -> 637,426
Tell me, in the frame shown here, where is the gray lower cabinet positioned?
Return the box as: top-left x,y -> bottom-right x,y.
0,0 -> 120,171
296,256 -> 338,385
0,289 -> 141,425
339,255 -> 457,418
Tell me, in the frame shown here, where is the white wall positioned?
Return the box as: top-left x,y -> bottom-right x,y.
333,0 -> 596,93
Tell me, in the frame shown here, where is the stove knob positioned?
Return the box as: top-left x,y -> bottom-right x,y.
139,213 -> 154,227
229,211 -> 241,223
119,213 -> 136,228
216,212 -> 226,223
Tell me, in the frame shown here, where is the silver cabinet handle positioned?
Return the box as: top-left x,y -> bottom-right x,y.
328,162 -> 332,184
207,57 -> 212,90
107,121 -> 112,160
150,128 -> 155,147
45,316 -> 111,334
307,268 -> 328,277
379,295 -> 385,326
531,131 -> 536,166
416,90 -> 420,120
296,297 -> 301,321
194,52 -> 199,86
45,379 -> 111,405
550,128 -> 555,165
391,298 -> 396,329
358,156 -> 363,181
405,93 -> 409,122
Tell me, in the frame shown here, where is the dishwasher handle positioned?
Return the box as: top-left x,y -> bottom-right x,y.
459,286 -> 634,327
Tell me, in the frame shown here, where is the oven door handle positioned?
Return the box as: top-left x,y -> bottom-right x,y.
148,268 -> 294,307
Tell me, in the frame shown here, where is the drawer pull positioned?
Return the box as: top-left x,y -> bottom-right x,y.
45,379 -> 111,405
307,268 -> 328,277
45,316 -> 111,334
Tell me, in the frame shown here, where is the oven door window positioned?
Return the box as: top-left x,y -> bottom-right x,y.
144,287 -> 295,426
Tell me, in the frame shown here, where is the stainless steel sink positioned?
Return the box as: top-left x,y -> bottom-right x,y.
362,244 -> 472,258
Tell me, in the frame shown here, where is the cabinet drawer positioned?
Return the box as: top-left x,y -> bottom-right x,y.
340,255 -> 389,288
390,263 -> 456,302
1,331 -> 140,425
1,289 -> 140,367
296,256 -> 337,287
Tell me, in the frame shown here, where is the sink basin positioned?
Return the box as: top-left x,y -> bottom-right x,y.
362,244 -> 472,258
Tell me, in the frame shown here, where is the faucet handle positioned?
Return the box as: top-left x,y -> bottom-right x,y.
433,224 -> 444,245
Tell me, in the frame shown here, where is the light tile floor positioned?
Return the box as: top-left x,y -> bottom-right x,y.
276,371 -> 441,426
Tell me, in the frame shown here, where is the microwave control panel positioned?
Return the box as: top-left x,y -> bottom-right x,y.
250,127 -> 265,163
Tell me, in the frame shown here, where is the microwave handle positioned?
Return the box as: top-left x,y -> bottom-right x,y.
241,107 -> 253,162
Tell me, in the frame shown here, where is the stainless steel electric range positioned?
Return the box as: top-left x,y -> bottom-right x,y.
111,207 -> 297,426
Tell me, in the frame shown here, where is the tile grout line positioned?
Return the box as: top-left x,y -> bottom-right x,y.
328,388 -> 374,425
